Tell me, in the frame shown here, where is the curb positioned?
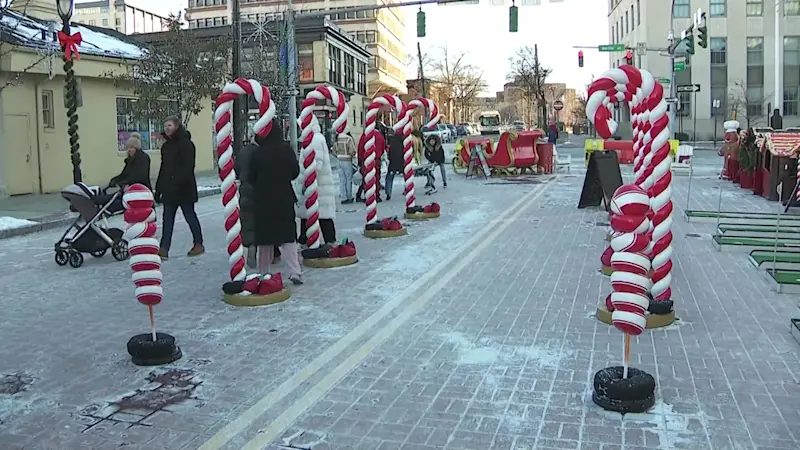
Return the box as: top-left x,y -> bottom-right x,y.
0,187 -> 222,241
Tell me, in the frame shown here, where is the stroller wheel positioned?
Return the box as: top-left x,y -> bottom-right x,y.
55,250 -> 69,266
112,239 -> 129,261
91,248 -> 108,258
68,251 -> 84,268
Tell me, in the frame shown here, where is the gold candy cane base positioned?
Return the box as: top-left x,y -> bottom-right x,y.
223,289 -> 291,307
404,211 -> 440,220
364,227 -> 408,239
303,255 -> 359,268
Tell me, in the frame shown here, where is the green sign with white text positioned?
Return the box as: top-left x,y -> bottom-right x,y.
598,44 -> 625,52
673,62 -> 686,72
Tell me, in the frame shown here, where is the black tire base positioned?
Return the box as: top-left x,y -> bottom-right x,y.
127,332 -> 183,366
592,366 -> 656,414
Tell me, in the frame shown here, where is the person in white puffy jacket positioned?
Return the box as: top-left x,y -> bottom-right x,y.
297,132 -> 338,246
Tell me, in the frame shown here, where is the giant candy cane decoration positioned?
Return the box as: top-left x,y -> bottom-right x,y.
214,78 -> 276,281
364,94 -> 406,225
400,98 -> 440,209
298,85 -> 350,248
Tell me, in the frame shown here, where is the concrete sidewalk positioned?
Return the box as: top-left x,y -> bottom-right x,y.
0,173 -> 222,240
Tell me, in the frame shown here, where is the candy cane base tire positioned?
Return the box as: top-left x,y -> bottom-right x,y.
592,366 -> 656,414
223,289 -> 291,307
127,332 -> 182,367
404,211 -> 441,220
595,304 -> 676,328
303,255 -> 358,268
601,265 -> 614,276
364,227 -> 408,239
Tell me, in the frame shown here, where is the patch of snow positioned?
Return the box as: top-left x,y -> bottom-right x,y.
442,331 -> 571,367
0,217 -> 38,231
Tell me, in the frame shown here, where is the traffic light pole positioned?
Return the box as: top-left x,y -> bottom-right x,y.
668,0 -> 677,137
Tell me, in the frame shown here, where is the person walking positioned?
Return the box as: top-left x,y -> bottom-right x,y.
298,132 -> 337,245
424,133 -> 447,188
334,131 -> 357,204
110,132 -> 151,189
155,117 -> 204,259
384,130 -> 404,201
547,120 -> 559,151
356,128 -> 385,203
248,119 -> 303,284
235,137 -> 258,269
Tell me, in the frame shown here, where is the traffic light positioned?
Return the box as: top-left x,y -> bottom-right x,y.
625,50 -> 633,66
697,24 -> 707,48
416,9 -> 425,38
578,50 -> 584,68
509,5 -> 518,33
681,28 -> 695,55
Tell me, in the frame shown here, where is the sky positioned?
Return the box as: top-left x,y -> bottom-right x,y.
75,0 -> 609,95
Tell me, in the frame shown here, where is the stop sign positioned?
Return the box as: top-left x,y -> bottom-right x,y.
553,100 -> 564,111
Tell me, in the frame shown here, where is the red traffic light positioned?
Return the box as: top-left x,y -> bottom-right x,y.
578,50 -> 584,67
625,50 -> 632,59
578,50 -> 584,57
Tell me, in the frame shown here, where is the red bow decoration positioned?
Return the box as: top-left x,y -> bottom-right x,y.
57,31 -> 82,62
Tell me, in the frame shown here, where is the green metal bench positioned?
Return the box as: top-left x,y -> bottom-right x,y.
765,268 -> 800,293
712,234 -> 800,248
686,210 -> 800,221
748,249 -> 800,267
717,224 -> 800,235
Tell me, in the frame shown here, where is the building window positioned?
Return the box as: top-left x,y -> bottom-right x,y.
611,26 -> 615,44
102,18 -> 108,26
368,56 -> 377,69
746,0 -> 762,16
710,38 -> 727,117
636,0 -> 640,24
747,37 -> 765,118
675,60 -> 691,117
344,54 -> 355,90
709,0 -> 726,17
115,97 -> 178,151
672,0 -> 690,18
785,37 -> 800,116
624,11 -> 628,35
630,5 -> 634,30
214,17 -> 222,26
41,90 -> 55,129
786,1 -> 800,16
297,44 -> 314,83
357,61 -> 366,95
328,45 -> 342,85
88,19 -> 95,25
115,18 -> 121,25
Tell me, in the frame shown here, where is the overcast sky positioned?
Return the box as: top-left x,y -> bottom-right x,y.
74,0 -> 610,95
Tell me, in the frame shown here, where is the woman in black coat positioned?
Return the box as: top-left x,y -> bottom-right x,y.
235,140 -> 258,268
155,117 -> 204,259
384,131 -> 404,201
424,134 -> 447,188
247,120 -> 303,284
110,132 -> 151,189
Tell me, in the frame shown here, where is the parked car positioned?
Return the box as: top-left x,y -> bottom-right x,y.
512,120 -> 526,132
446,124 -> 457,140
455,124 -> 468,136
458,122 -> 475,135
424,124 -> 450,143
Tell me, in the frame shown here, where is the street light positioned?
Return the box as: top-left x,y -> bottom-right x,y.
56,0 -> 83,184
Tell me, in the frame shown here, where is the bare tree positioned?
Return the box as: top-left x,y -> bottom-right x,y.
499,104 -> 520,122
429,46 -> 486,123
241,16 -> 289,120
729,79 -> 771,129
507,44 -> 551,127
0,1 -> 57,93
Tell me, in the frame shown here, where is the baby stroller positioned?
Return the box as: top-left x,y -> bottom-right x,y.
54,183 -> 129,268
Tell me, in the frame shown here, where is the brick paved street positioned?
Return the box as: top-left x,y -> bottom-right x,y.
1,159 -> 799,450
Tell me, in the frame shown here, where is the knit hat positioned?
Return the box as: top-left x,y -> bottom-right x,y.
126,132 -> 142,150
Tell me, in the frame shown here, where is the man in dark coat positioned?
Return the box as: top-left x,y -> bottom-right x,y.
235,139 -> 258,269
247,119 -> 303,284
424,133 -> 447,188
155,117 -> 204,259
384,131 -> 404,201
110,132 -> 151,190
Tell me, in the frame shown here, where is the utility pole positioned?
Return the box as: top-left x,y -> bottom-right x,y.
417,42 -> 427,98
668,0 -> 677,137
774,0 -> 783,114
286,0 -> 299,154
231,0 -> 243,156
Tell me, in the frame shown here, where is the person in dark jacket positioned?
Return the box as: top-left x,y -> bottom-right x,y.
424,133 -> 447,188
547,121 -> 559,144
247,119 -> 303,284
155,117 -> 204,259
235,139 -> 258,269
110,132 -> 151,189
384,130 -> 404,201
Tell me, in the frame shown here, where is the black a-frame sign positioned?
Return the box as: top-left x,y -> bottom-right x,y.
578,150 -> 624,210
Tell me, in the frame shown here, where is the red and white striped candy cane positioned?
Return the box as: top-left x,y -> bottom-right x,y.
364,94 -> 406,225
297,85 -> 350,249
586,66 -> 642,140
400,98 -> 439,209
123,184 -> 163,307
639,81 -> 673,303
632,71 -> 655,179
214,78 -> 275,281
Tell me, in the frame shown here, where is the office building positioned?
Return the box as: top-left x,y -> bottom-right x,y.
74,0 -> 169,34
185,0 -> 407,96
607,0 -> 800,138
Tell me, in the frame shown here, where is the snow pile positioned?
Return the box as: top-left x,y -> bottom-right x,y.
0,10 -> 145,59
0,217 -> 38,231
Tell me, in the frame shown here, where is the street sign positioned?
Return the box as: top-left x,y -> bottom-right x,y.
677,84 -> 701,93
553,100 -> 564,111
658,77 -> 671,84
599,44 -> 625,52
666,97 -> 679,103
673,62 -> 686,72
674,56 -> 686,63
636,42 -> 647,56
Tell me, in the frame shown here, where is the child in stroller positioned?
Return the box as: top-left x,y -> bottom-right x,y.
53,133 -> 149,268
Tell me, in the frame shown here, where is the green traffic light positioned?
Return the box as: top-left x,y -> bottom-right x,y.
686,35 -> 695,55
698,25 -> 707,48
509,6 -> 518,33
417,10 -> 425,38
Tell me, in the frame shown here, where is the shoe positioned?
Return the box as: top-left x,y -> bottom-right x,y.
341,199 -> 355,204
289,274 -> 304,285
272,256 -> 281,264
356,198 -> 366,203
386,195 -> 391,201
158,248 -> 169,260
187,244 -> 205,257
377,197 -> 383,203
443,182 -> 447,188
